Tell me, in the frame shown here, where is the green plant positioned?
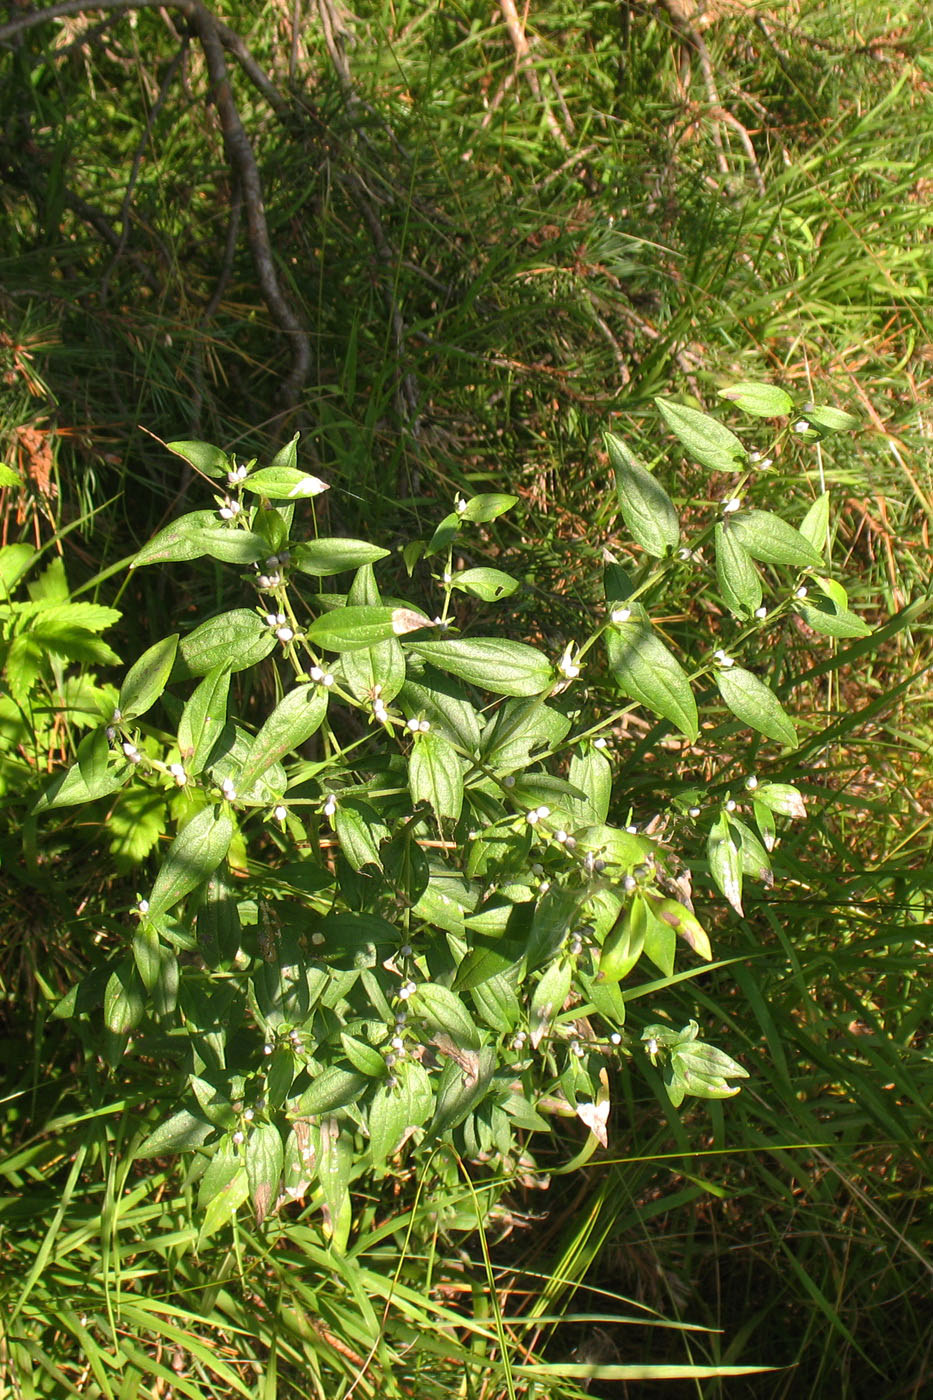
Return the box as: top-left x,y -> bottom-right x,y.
32,390 -> 874,1249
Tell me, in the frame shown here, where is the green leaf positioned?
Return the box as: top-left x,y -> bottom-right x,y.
728,816 -> 773,885
104,962 -> 145,1035
238,684 -> 328,789
530,959 -> 572,1048
707,811 -> 744,915
606,432 -> 680,557
178,665 -> 231,774
32,729 -> 128,812
597,900 -> 645,984
717,382 -> 794,417
670,1037 -> 749,1100
166,439 -> 230,478
131,511 -> 228,567
460,493 -> 518,523
133,923 -> 163,992
449,567 -> 520,601
147,807 -> 234,921
753,782 -> 806,819
0,543 -> 37,592
655,397 -> 747,472
411,983 -> 481,1051
605,620 -> 698,740
245,1122 -> 284,1224
291,538 -> 390,576
714,523 -> 762,619
799,493 -> 831,551
198,1146 -> 250,1242
340,1033 -> 386,1078
802,404 -> 860,433
715,665 -> 797,748
241,466 -> 329,499
644,893 -> 712,960
728,511 -> 824,570
268,433 -> 299,470
407,638 -> 553,697
425,511 -> 461,559
481,698 -> 570,771
796,598 -> 872,638
470,973 -> 521,1034
176,609 -> 277,678
369,1060 -> 434,1172
335,800 -> 386,871
185,527 -> 272,566
409,730 -> 464,822
566,744 -> 612,825
308,605 -> 432,652
136,1108 -> 214,1157
296,1067 -> 368,1116
118,635 -> 179,722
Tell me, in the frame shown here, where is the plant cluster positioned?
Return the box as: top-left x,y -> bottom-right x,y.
30,390 -> 872,1244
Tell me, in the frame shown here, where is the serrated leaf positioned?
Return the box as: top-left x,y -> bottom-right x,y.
246,1122 -> 284,1224
409,729 -> 463,822
715,665 -> 797,748
655,397 -> 747,472
238,684 -> 328,788
718,382 -> 794,417
147,808 -> 233,921
166,439 -> 230,477
308,604 -> 432,652
606,433 -> 680,557
291,538 -> 390,575
178,665 -> 231,774
119,635 -> 178,721
136,1108 -> 213,1158
412,983 -> 481,1051
728,511 -> 824,570
460,493 -> 518,523
715,523 -> 762,618
707,811 -> 743,915
605,620 -> 698,740
449,567 -> 520,601
407,638 -> 553,698
0,543 -> 37,592
175,609 -> 277,677
242,466 -> 329,499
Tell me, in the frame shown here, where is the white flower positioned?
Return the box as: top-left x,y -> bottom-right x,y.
793,419 -> 810,434
323,794 -> 336,818
442,570 -> 452,584
745,775 -> 758,791
263,1043 -> 274,1056
688,805 -> 701,818
137,898 -> 149,915
754,606 -> 768,620
593,737 -> 607,750
265,612 -> 278,627
276,626 -> 294,642
273,804 -> 287,822
623,874 -> 636,892
455,496 -> 467,515
218,497 -> 240,519
310,666 -> 324,682
645,1037 -> 659,1057
610,606 -> 631,624
723,497 -> 742,513
232,1130 -> 245,1144
525,809 -> 540,825
795,585 -> 808,600
220,777 -> 237,801
322,673 -> 334,687
554,830 -> 568,844
122,741 -> 139,761
407,717 -> 420,732
610,1032 -> 622,1046
558,643 -> 581,680
169,762 -> 187,786
714,649 -> 735,668
244,1108 -> 255,1122
726,799 -> 737,812
535,805 -> 550,820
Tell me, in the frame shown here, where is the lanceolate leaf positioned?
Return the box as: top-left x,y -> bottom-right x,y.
707,811 -> 743,915
131,511 -> 232,568
412,983 -> 481,1051
166,439 -> 230,478
409,729 -> 464,821
147,808 -> 234,921
32,730 -> 129,812
796,598 -> 872,638
716,665 -> 797,748
242,466 -> 329,499
407,638 -> 553,697
449,567 -> 520,601
728,511 -> 824,570
177,665 -> 231,774
308,605 -> 433,652
606,432 -> 680,557
717,382 -> 794,417
291,538 -> 390,575
605,620 -> 698,740
238,684 -> 328,788
118,634 -> 179,721
715,523 -> 762,618
460,493 -> 518,522
655,397 -> 746,472
245,1122 -> 284,1225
